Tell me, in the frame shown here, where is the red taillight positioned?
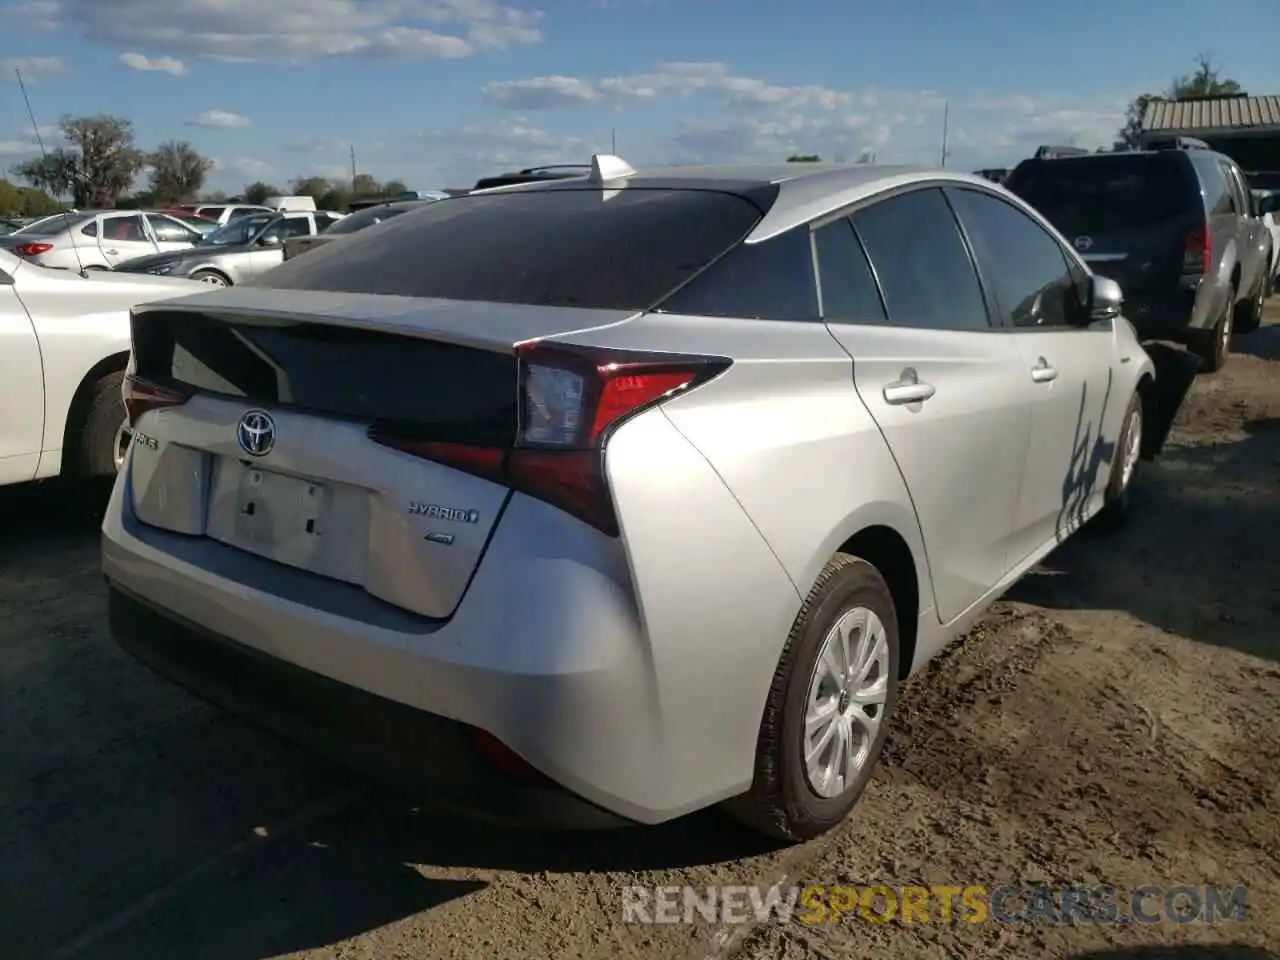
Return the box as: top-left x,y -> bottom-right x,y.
121,375 -> 190,426
1183,225 -> 1210,274
13,242 -> 53,257
369,344 -> 730,535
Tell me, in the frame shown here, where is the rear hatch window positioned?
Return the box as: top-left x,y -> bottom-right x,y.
248,186 -> 771,311
1006,154 -> 1195,234
1007,154 -> 1199,294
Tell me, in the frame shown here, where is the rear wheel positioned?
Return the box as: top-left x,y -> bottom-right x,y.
190,269 -> 230,286
723,553 -> 900,842
1235,268 -> 1267,334
1191,291 -> 1233,373
74,370 -> 128,477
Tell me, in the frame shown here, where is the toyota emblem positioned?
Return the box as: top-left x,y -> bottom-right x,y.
236,409 -> 276,457
1073,235 -> 1093,252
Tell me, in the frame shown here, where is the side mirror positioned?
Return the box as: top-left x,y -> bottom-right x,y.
258,234 -> 281,246
1088,275 -> 1124,322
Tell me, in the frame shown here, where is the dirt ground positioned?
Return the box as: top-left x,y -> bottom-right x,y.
2,307 -> 1278,960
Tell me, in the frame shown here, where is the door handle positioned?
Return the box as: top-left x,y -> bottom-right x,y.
1030,357 -> 1058,383
883,367 -> 936,405
104,248 -> 118,255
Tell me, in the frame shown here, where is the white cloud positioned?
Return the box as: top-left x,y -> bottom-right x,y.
951,94 -> 1126,159
119,52 -> 187,75
0,56 -> 66,81
234,157 -> 273,178
17,0 -> 542,62
192,110 -> 251,128
483,62 -> 862,113
0,140 -> 37,156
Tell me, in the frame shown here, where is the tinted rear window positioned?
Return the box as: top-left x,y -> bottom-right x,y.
251,187 -> 769,310
1006,155 -> 1195,231
19,214 -> 88,236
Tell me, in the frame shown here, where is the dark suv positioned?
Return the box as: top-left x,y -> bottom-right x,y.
1006,142 -> 1280,371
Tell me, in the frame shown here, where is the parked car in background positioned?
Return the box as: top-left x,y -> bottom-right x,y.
0,218 -> 21,236
0,210 -> 207,272
348,191 -> 450,213
1,246 -> 203,486
471,164 -> 591,191
264,195 -> 316,212
283,199 -> 437,261
159,210 -> 219,235
114,209 -> 345,286
169,203 -> 275,226
1006,141 -> 1279,371
1252,189 -> 1280,296
103,155 -> 1197,843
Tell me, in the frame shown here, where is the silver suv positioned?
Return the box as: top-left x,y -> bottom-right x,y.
1007,140 -> 1280,372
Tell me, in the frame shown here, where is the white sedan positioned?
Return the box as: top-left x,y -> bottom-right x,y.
0,246 -> 204,487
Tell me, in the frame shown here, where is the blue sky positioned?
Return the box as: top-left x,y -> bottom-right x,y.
2,0 -> 1278,193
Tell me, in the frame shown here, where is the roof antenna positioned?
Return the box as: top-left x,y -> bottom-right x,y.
588,153 -> 636,184
15,66 -> 88,277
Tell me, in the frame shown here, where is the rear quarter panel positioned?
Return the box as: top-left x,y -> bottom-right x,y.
565,313 -> 934,621
13,270 -> 202,475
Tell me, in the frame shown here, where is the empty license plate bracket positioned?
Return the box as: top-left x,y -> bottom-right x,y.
233,466 -> 329,548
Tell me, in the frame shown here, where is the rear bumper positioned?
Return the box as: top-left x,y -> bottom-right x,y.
107,583 -> 629,829
1124,288 -> 1199,336
100,413 -> 792,826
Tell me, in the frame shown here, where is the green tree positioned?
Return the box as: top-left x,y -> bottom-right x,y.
147,140 -> 214,205
290,176 -> 331,198
242,180 -> 281,205
786,154 -> 822,162
350,173 -> 380,197
12,115 -> 144,206
11,150 -> 78,200
381,179 -> 408,196
0,178 -> 65,216
1115,55 -> 1243,149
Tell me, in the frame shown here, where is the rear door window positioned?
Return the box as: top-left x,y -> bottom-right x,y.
852,188 -> 991,331
252,186 -> 771,311
1006,155 -> 1194,233
812,217 -> 887,324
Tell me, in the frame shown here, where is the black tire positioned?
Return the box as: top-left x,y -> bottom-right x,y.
74,370 -> 128,477
1191,291 -> 1233,373
1091,391 -> 1143,534
1235,269 -> 1266,335
190,269 -> 231,286
723,553 -> 900,842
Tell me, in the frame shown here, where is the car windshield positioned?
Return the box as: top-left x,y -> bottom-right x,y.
14,213 -> 89,236
1006,155 -> 1189,232
324,205 -> 415,236
197,214 -> 276,245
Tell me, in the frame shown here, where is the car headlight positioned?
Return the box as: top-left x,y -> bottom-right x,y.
147,263 -> 176,275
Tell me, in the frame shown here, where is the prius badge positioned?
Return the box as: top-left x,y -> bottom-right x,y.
1073,235 -> 1093,252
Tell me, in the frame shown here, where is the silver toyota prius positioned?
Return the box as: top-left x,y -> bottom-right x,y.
101,155 -> 1193,841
